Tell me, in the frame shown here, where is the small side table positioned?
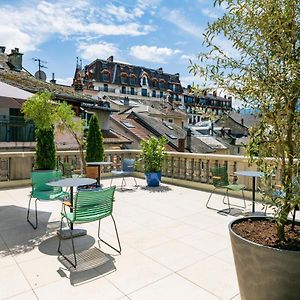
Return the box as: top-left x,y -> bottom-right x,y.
86,161 -> 112,186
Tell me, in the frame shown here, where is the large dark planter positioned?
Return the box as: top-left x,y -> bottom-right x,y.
145,172 -> 161,187
229,217 -> 300,300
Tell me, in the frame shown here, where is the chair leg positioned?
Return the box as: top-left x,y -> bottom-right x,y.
242,189 -> 246,208
98,216 -> 121,254
133,176 -> 138,187
57,217 -> 77,268
226,189 -> 231,213
206,187 -> 217,209
121,177 -> 126,190
27,196 -> 38,229
110,174 -> 114,187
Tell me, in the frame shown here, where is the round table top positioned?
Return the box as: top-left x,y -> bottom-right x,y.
47,177 -> 96,187
234,171 -> 264,177
86,161 -> 112,166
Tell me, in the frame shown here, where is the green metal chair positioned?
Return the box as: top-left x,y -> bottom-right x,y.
27,170 -> 69,229
57,186 -> 121,269
206,166 -> 246,213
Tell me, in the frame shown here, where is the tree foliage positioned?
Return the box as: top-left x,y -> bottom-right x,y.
86,115 -> 104,162
140,137 -> 167,173
190,0 -> 300,241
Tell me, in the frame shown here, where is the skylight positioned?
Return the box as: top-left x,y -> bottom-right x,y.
121,121 -> 135,128
166,133 -> 177,139
163,121 -> 173,130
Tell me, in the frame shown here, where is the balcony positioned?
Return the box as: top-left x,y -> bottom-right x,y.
0,150 -> 281,299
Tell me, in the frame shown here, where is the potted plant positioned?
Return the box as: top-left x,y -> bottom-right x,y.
22,91 -> 56,171
85,115 -> 104,179
140,136 -> 167,187
191,1 -> 300,299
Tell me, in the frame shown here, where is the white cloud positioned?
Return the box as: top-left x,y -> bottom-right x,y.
180,54 -> 198,61
0,0 -> 154,53
201,8 -> 221,19
78,42 -> 120,61
180,75 -> 206,88
55,77 -> 73,86
130,45 -> 180,63
163,9 -> 204,39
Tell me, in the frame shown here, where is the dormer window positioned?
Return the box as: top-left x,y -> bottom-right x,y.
142,77 -> 147,86
102,70 -> 110,82
120,72 -> 128,84
152,79 -> 158,88
159,80 -> 165,89
130,75 -> 136,85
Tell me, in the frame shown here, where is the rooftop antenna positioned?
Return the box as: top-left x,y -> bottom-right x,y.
32,58 -> 47,81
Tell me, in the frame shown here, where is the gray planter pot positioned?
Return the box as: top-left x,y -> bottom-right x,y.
229,217 -> 300,300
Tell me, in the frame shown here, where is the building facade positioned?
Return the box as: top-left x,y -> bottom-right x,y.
73,56 -> 184,104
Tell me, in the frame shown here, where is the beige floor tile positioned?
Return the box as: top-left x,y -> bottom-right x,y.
142,239 -> 209,271
34,276 -> 124,300
0,264 -> 31,299
18,255 -> 63,289
128,273 -> 219,300
179,256 -> 239,300
106,252 -> 171,294
5,290 -> 37,300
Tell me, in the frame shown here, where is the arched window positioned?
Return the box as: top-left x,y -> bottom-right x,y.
142,77 -> 147,86
130,75 -> 136,85
152,79 -> 158,88
121,74 -> 127,84
102,70 -> 110,82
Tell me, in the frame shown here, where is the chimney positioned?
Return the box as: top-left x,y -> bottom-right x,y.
50,73 -> 56,84
107,56 -> 113,62
241,118 -> 244,126
123,97 -> 129,106
0,46 -> 5,53
174,72 -> 179,77
178,138 -> 185,152
186,128 -> 192,151
7,48 -> 23,71
157,67 -> 163,73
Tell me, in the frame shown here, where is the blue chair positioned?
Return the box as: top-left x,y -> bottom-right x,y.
110,159 -> 138,190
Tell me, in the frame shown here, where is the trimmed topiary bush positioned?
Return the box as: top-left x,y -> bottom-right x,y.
86,115 -> 104,162
35,127 -> 56,170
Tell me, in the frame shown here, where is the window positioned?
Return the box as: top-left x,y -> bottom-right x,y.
160,91 -> 163,98
121,75 -> 127,84
130,87 -> 135,95
142,88 -> 147,96
142,77 -> 147,86
104,84 -> 108,92
159,81 -> 165,89
130,76 -> 136,85
168,119 -> 173,123
152,80 -> 157,88
121,86 -> 126,94
152,90 -> 156,97
102,72 -> 109,82
168,83 -> 173,90
166,133 -> 177,139
175,94 -> 179,101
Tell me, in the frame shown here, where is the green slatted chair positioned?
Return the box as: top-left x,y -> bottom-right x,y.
27,170 -> 69,229
206,166 -> 246,213
58,186 -> 121,269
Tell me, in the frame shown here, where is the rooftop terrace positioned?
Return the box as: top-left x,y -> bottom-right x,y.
0,176 -> 269,300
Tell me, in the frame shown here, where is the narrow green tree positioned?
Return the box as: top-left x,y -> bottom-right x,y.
190,0 -> 300,241
86,115 -> 104,162
22,91 -> 56,170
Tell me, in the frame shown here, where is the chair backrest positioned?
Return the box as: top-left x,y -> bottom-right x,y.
74,186 -> 116,223
211,166 -> 229,187
122,159 -> 135,172
31,170 -> 62,192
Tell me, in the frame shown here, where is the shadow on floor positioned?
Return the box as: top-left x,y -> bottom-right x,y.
0,205 -> 54,257
140,185 -> 172,193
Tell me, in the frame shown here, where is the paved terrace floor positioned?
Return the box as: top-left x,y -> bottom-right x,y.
0,178 -> 269,300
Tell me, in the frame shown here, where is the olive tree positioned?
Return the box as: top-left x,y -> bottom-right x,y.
190,0 -> 300,241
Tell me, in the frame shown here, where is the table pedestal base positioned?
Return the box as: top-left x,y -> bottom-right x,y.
57,229 -> 87,240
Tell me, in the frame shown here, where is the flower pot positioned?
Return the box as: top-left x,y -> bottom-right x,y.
145,172 -> 161,187
85,165 -> 98,180
229,217 -> 300,300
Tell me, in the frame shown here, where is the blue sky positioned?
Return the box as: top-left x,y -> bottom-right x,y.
0,0 -> 227,87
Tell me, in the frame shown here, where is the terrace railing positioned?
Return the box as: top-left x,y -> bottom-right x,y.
0,150 -> 281,191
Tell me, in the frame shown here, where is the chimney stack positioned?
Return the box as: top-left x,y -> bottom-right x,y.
178,138 -> 185,152
50,73 -> 56,84
186,128 -> 192,151
107,56 -> 113,62
0,46 -> 5,53
123,97 -> 129,106
7,48 -> 23,71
